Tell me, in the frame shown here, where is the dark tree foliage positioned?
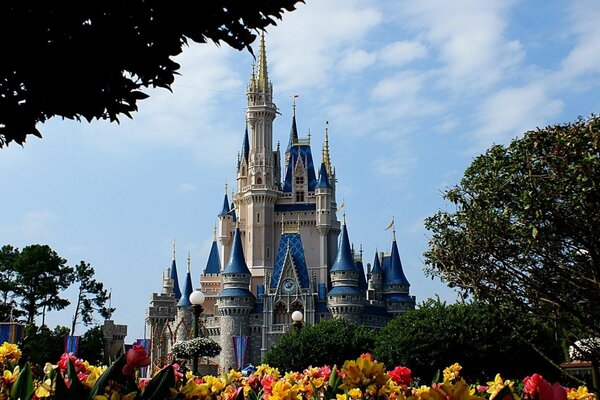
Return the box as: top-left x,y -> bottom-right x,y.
78,326 -> 105,365
0,245 -> 21,322
263,318 -> 377,372
71,261 -> 114,336
12,245 -> 74,325
373,300 -> 564,383
20,325 -> 70,367
0,1 -> 303,147
424,116 -> 600,358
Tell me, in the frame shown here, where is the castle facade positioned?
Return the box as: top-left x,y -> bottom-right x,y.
146,35 -> 415,371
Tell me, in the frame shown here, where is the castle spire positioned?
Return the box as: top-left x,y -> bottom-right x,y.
257,31 -> 269,90
170,242 -> 182,300
323,121 -> 332,176
177,253 -> 193,307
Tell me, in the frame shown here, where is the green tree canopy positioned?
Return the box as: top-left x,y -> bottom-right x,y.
0,245 -> 20,321
373,299 -> 564,383
20,325 -> 71,366
70,261 -> 114,336
0,1 -> 302,147
263,318 -> 377,372
423,116 -> 600,357
78,326 -> 105,365
12,245 -> 74,325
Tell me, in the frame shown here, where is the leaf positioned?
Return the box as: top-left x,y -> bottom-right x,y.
67,358 -> 88,399
140,364 -> 176,400
88,353 -> 126,399
11,362 -> 35,400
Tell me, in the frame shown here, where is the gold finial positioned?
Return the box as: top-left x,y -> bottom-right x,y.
307,129 -> 311,143
213,223 -> 217,241
251,63 -> 256,83
323,121 -> 332,176
187,252 -> 191,273
172,240 -> 176,260
360,243 -> 363,259
292,94 -> 298,116
224,181 -> 228,195
297,214 -> 301,231
343,212 -> 346,225
258,31 -> 269,90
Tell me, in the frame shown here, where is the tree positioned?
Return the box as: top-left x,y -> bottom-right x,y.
20,324 -> 71,366
12,244 -> 74,324
423,116 -> 600,365
70,261 -> 114,336
0,245 -> 20,321
263,318 -> 377,372
0,1 -> 303,147
78,326 -> 105,365
373,299 -> 564,383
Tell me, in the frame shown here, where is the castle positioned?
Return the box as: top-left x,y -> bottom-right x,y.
146,35 -> 416,371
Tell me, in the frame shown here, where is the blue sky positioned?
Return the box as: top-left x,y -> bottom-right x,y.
1,1 -> 599,342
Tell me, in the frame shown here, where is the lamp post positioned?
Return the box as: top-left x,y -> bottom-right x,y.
291,310 -> 303,331
189,289 -> 205,376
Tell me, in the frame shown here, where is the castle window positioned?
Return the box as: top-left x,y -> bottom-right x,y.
257,212 -> 260,223
266,247 -> 270,259
295,191 -> 305,202
295,176 -> 304,186
257,177 -> 262,185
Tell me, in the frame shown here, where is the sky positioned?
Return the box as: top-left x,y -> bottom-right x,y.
1,0 -> 599,342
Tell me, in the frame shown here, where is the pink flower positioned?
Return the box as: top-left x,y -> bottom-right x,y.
122,345 -> 151,376
388,366 -> 412,385
551,382 -> 567,400
317,365 -> 332,379
138,378 -> 151,390
360,353 -> 373,361
524,374 -> 553,400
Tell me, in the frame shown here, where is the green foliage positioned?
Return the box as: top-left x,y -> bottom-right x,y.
263,318 -> 376,372
10,362 -> 34,400
373,299 -> 564,383
0,245 -> 20,321
12,245 -> 74,324
78,326 -> 105,366
88,354 -> 126,399
20,325 -> 70,366
0,1 -> 303,147
71,261 -> 114,336
424,115 -> 600,355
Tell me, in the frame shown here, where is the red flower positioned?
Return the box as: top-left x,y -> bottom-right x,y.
524,374 -> 553,400
388,366 -> 413,385
360,353 -> 373,361
122,345 -> 151,376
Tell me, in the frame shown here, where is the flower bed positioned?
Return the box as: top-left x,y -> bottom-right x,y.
0,342 -> 595,400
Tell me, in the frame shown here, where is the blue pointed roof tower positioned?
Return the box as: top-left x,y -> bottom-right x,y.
371,251 -> 383,274
223,226 -> 251,275
170,241 -> 182,300
286,103 -> 299,152
178,254 -> 194,307
241,123 -> 250,164
316,162 -> 331,189
219,191 -> 230,216
383,230 -> 410,287
219,226 -> 254,298
204,224 -> 221,275
330,218 -> 357,273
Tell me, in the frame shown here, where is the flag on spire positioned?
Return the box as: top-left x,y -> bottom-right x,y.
385,217 -> 395,230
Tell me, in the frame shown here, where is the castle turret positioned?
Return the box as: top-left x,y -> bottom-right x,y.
316,161 -> 332,284
175,254 -> 194,342
217,226 -> 255,371
200,224 -> 222,314
171,241 -> 182,300
327,218 -> 364,323
382,230 -> 416,315
237,125 -> 251,191
218,184 -> 234,270
367,251 -> 383,302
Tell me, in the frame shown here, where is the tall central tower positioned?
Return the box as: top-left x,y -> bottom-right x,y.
236,33 -> 280,284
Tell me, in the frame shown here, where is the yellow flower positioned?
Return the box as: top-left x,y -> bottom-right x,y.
34,379 -> 53,398
0,342 -> 21,363
180,378 -> 210,398
340,355 -> 388,390
2,366 -> 19,383
567,386 -> 595,400
337,395 -> 349,400
348,388 -> 363,399
270,380 -> 299,400
486,374 -> 519,400
443,363 -> 462,382
412,385 -> 445,400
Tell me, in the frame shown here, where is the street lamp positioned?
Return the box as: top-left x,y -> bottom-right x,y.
189,289 -> 205,375
291,310 -> 303,331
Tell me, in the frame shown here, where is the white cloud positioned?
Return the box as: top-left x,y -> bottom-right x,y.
267,0 -> 382,91
371,71 -> 424,101
379,40 -> 428,67
177,182 -> 197,193
398,1 -> 524,90
559,0 -> 600,80
473,83 -> 563,148
339,49 -> 377,73
19,209 -> 56,239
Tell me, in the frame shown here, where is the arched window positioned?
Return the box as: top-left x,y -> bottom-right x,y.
257,177 -> 262,185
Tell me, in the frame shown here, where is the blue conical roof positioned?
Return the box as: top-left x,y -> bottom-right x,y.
177,268 -> 193,307
223,227 -> 251,274
384,238 -> 410,286
219,193 -> 230,216
170,258 -> 182,300
371,252 -> 383,274
241,125 -> 250,163
330,223 -> 357,272
356,260 -> 368,290
204,240 -> 221,274
286,114 -> 298,152
230,202 -> 237,222
316,162 -> 331,189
